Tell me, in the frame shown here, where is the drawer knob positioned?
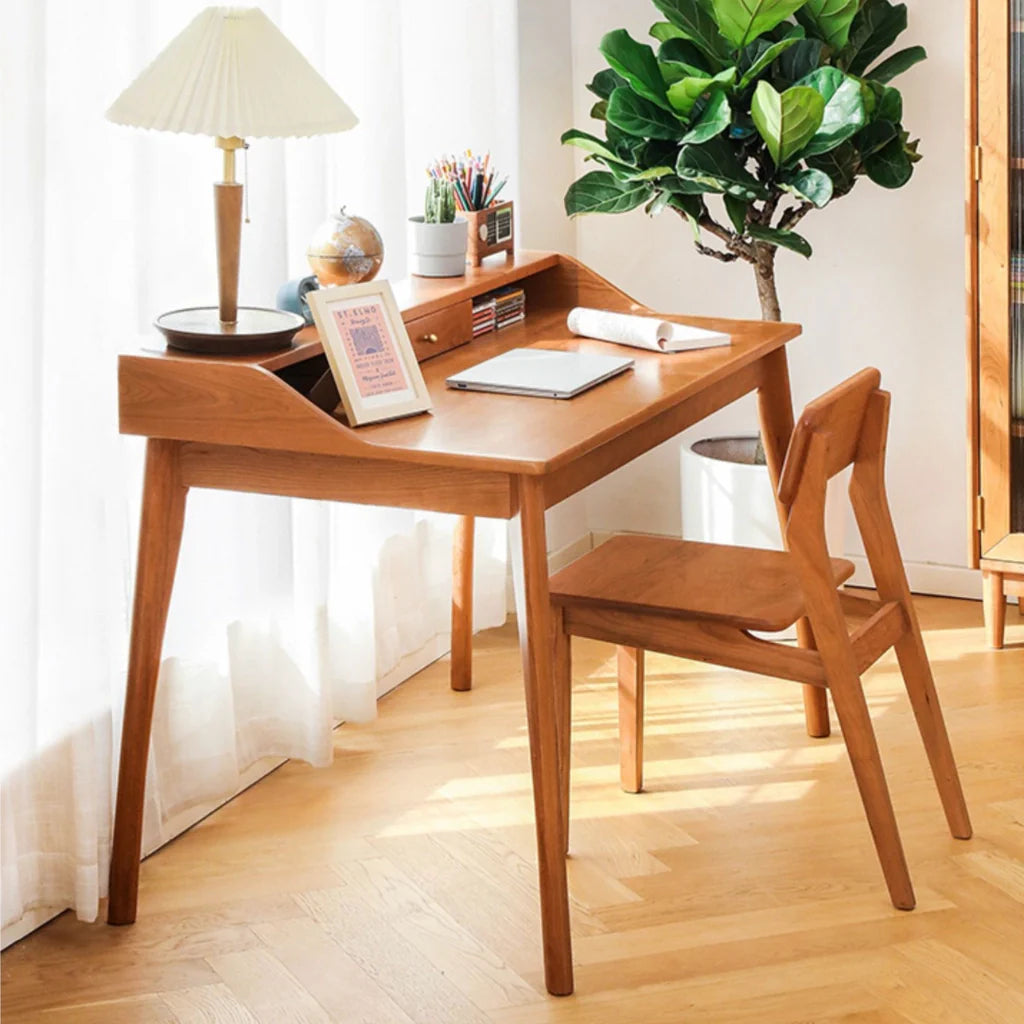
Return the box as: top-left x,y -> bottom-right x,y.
423,332 -> 439,344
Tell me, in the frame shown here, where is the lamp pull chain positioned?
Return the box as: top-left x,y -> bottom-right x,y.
243,142 -> 251,224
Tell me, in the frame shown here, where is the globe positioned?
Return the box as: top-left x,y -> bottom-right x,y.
307,207 -> 384,286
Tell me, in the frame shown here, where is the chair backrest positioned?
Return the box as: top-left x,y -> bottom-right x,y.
778,368 -> 883,513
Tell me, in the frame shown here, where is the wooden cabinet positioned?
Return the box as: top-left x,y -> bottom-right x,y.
968,0 -> 1024,646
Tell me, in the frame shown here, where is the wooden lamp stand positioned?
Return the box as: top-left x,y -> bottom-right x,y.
153,136 -> 304,355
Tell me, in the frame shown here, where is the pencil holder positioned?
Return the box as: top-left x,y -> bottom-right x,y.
464,202 -> 514,267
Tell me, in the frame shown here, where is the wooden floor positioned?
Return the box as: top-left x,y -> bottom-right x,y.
3,595 -> 1023,1023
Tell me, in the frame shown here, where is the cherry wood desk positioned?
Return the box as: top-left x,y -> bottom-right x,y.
110,251 -> 805,996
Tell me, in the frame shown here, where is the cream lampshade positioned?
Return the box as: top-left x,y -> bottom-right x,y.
107,6 -> 358,354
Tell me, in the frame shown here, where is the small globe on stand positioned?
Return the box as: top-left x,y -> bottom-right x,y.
307,207 -> 384,286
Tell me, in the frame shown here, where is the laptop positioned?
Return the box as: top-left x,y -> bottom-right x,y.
446,347 -> 634,399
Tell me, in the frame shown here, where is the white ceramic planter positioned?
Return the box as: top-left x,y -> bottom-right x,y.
408,217 -> 468,277
681,436 -> 847,639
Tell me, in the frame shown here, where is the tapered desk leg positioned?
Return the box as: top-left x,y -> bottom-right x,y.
757,348 -> 830,738
451,515 -> 475,691
108,440 -> 188,925
509,477 -> 573,997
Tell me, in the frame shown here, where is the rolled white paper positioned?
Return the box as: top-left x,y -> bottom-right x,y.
567,307 -> 730,353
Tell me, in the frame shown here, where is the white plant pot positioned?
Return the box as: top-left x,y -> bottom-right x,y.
408,217 -> 468,277
681,436 -> 848,640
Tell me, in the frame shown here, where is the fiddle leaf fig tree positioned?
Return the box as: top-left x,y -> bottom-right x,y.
562,0 -> 925,321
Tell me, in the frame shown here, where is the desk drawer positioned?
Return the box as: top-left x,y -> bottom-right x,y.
406,301 -> 472,362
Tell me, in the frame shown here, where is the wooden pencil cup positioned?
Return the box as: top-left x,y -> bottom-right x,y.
464,202 -> 514,267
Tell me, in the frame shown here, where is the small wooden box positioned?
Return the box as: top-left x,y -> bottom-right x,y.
464,202 -> 515,267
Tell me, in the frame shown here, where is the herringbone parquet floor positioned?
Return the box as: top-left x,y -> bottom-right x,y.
2,595 -> 1022,1023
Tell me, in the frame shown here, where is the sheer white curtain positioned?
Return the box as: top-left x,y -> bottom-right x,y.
1,0 -> 517,946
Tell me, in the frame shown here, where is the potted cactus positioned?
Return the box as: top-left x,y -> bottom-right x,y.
409,178 -> 468,277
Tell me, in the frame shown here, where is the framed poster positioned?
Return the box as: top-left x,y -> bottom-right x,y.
307,281 -> 432,426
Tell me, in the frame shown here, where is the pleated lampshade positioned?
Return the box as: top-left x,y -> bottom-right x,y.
105,6 -> 358,138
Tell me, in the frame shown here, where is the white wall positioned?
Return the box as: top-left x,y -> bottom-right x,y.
564,0 -> 971,581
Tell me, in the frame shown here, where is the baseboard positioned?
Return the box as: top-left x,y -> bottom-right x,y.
845,556 -> 990,601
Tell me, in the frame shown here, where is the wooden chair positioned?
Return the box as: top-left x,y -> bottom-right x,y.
549,369 -> 972,910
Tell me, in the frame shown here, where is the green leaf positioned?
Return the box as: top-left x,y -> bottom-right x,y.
797,0 -> 858,49
748,223 -> 813,257
865,135 -> 912,188
778,38 -> 825,82
660,60 -> 704,86
651,0 -> 729,63
588,69 -> 627,100
590,100 -> 609,121
623,164 -> 677,180
676,136 -> 769,200
660,176 -> 713,196
855,118 -> 898,157
605,123 -> 644,160
657,37 -> 714,72
843,0 -> 908,77
737,32 -> 802,88
865,45 -> 927,84
608,86 -> 685,139
681,90 -> 732,143
651,21 -> 687,43
877,85 -> 902,122
646,190 -> 673,216
751,81 -> 825,166
667,67 -> 737,117
723,194 -> 750,232
798,67 -> 866,157
601,30 -> 673,110
560,129 -> 623,164
668,191 -> 706,235
711,0 -> 811,51
668,191 -> 705,214
806,139 -> 858,196
564,171 -> 656,216
780,166 -> 833,206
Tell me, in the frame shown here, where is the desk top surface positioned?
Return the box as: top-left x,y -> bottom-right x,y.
356,307 -> 798,472
120,252 -> 801,475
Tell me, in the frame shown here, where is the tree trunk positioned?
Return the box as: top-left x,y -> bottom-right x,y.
753,250 -> 781,322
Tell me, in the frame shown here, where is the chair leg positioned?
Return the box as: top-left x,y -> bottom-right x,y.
893,627 -> 972,840
824,658 -> 915,911
798,619 -> 831,738
617,646 -> 645,794
982,570 -> 1006,650
553,608 -> 572,855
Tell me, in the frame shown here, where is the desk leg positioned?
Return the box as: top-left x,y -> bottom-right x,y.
757,348 -> 831,739
509,477 -> 573,997
108,439 -> 188,925
451,515 -> 474,691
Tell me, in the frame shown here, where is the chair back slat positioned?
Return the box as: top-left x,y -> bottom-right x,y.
778,368 -> 882,508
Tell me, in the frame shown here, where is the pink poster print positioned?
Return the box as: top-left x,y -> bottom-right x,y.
331,302 -> 411,399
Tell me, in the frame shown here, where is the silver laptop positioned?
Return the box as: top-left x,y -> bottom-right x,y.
446,347 -> 634,399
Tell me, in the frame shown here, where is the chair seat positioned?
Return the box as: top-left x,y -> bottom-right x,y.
549,535 -> 855,633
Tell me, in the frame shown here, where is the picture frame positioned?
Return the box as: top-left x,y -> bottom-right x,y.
307,280 -> 432,426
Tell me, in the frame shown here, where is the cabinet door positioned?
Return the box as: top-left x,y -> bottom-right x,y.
977,0 -> 1022,553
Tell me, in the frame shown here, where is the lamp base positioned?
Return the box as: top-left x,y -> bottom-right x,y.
155,306 -> 305,355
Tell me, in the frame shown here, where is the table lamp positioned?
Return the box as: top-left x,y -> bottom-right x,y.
106,7 -> 358,354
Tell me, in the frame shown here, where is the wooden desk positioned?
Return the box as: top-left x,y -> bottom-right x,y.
110,251 -> 804,996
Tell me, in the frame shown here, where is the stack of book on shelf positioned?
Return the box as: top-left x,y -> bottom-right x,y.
472,295 -> 496,337
471,286 -> 526,338
494,286 -> 525,330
